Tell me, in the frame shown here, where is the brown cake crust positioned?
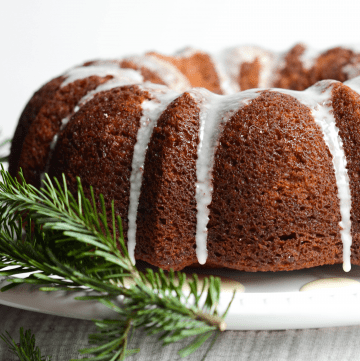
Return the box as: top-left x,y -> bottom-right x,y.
206,90 -> 343,271
311,47 -> 355,84
49,85 -> 152,241
274,44 -> 312,91
135,93 -> 200,270
17,75 -> 114,188
148,51 -> 223,94
8,76 -> 65,178
119,59 -> 167,86
331,83 -> 360,265
238,58 -> 261,91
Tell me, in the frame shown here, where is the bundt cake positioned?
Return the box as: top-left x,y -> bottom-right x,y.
9,44 -> 360,272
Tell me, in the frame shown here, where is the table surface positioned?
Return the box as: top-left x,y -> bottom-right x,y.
1,304 -> 360,361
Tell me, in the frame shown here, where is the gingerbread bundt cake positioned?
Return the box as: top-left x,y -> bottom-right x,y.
9,44 -> 360,272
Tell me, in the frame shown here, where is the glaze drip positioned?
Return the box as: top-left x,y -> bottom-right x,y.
127,84 -> 180,264
190,88 -> 261,264
278,81 -> 353,272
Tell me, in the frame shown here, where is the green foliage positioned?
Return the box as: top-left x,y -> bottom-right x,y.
0,166 -> 235,360
0,327 -> 52,361
0,137 -> 10,163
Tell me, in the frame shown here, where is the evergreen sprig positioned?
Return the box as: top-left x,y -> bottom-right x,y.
0,165 -> 235,360
0,137 -> 10,163
0,327 -> 52,361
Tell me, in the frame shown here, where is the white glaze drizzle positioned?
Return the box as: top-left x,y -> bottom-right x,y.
61,64 -> 126,87
300,44 -> 360,77
210,52 -> 239,95
254,50 -> 278,89
55,68 -> 143,144
343,63 -> 360,80
126,44 -> 360,97
189,88 -> 262,264
127,84 -> 180,264
69,69 -> 144,111
40,67 -> 144,183
174,47 -> 199,58
277,81 -> 353,272
218,46 -> 277,92
341,45 -> 360,82
344,74 -> 360,94
174,47 -> 237,95
298,44 -> 320,70
123,55 -> 191,93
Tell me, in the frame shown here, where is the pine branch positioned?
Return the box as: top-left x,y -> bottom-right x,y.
0,327 -> 52,361
0,136 -> 10,163
0,166 -> 236,359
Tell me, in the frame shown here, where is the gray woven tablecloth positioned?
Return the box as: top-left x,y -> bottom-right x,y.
1,304 -> 360,360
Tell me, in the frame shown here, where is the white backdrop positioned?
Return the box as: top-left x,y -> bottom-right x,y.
1,0 -> 360,140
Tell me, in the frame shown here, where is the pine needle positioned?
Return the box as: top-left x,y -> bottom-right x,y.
0,327 -> 52,361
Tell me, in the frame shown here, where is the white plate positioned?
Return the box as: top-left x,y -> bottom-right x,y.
2,264 -> 360,330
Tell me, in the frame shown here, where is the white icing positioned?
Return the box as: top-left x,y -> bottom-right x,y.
59,68 -> 142,139
300,277 -> 360,292
127,84 -> 180,264
71,70 -> 144,110
277,81 -> 353,272
40,67 -> 144,182
118,44 -> 360,98
217,46 -> 277,92
189,88 -> 261,264
343,63 -> 360,80
300,44 -> 360,80
172,47 -> 236,95
174,47 -> 199,58
210,52 -> 239,95
344,74 -> 360,95
326,45 -> 360,81
61,64 -> 125,87
299,45 -> 320,70
124,55 -> 191,93
338,43 -> 360,54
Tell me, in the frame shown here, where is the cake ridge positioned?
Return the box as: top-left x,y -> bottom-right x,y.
189,87 -> 263,264
39,67 -> 145,184
274,80 -> 353,271
127,84 -> 180,264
